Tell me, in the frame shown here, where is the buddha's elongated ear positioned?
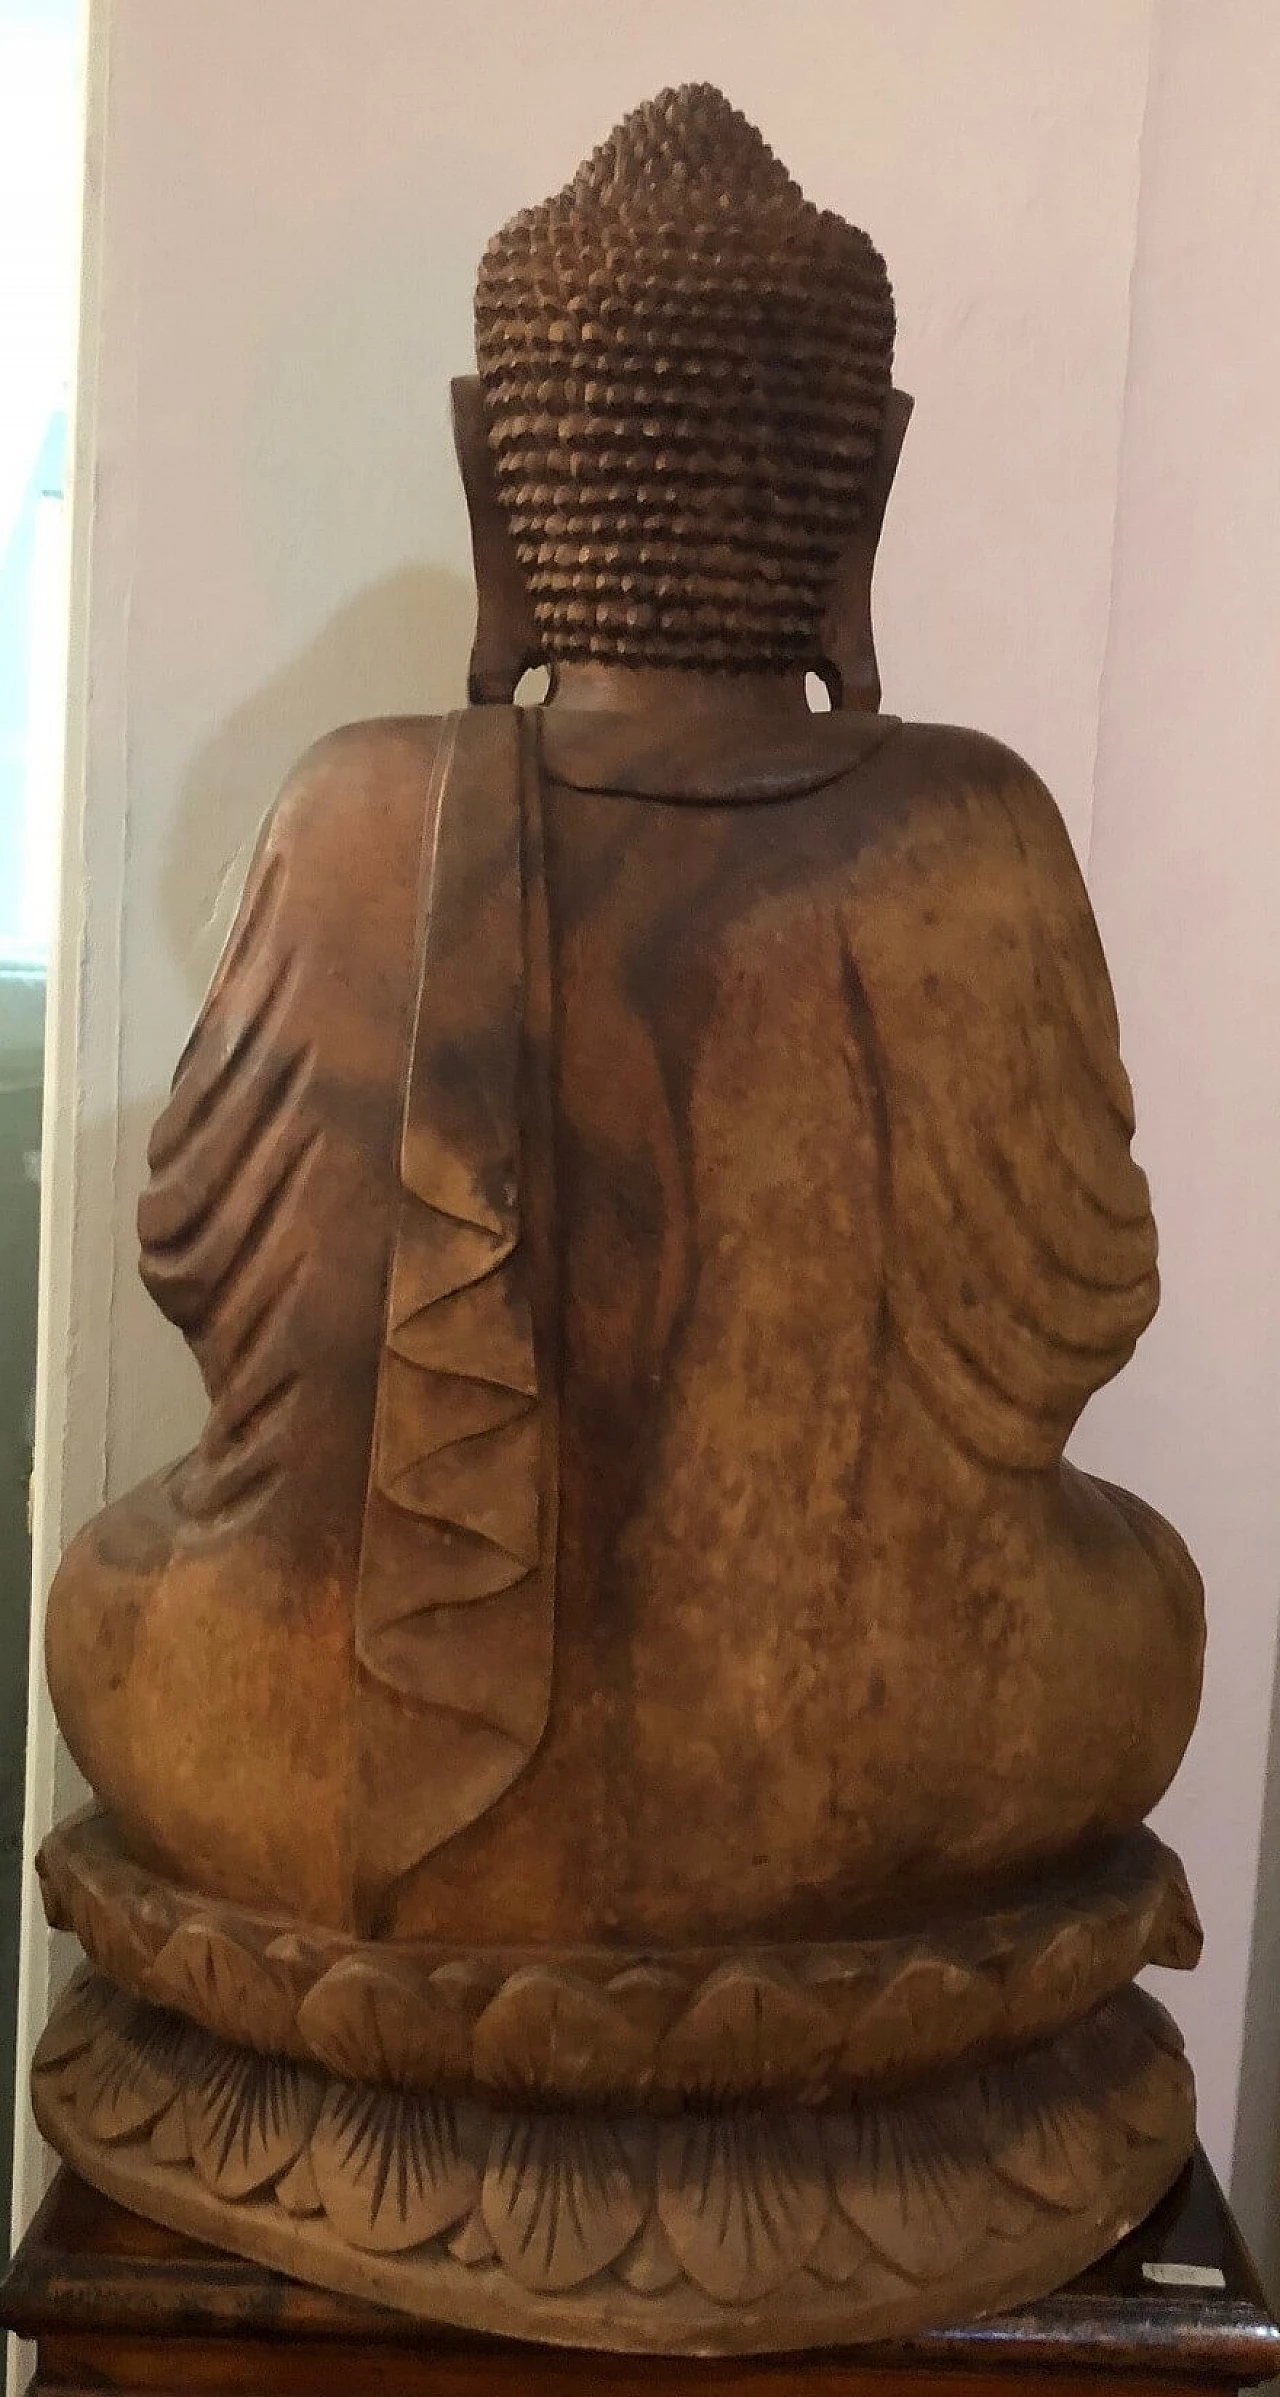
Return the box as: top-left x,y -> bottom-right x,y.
451,376 -> 544,705
816,387 -> 913,712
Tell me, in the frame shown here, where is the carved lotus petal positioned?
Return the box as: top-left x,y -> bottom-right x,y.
265,1929 -> 335,1982
656,2111 -> 825,2302
79,2000 -> 198,2146
983,2044 -> 1110,2211
299,1954 -> 473,2089
1065,1998 -> 1194,2147
483,2112 -> 644,2292
828,2089 -> 987,2282
273,2146 -> 323,2217
148,1921 -> 298,2052
654,1961 -> 837,2105
797,1957 -> 873,2061
472,1967 -> 653,2105
985,2177 -> 1043,2242
263,1930 -> 340,2019
149,2098 -> 193,2166
1150,1863 -> 1203,1970
32,1971 -> 120,2077
614,2214 -> 682,2296
605,1964 -> 688,2051
46,1847 -> 171,1993
802,2207 -> 872,2289
33,1835 -> 70,1931
1089,1891 -> 1153,1992
1013,1916 -> 1104,2031
449,2206 -> 497,2266
1121,2043 -> 1194,2146
838,1950 -> 1000,2081
311,2083 -> 480,2252
1143,1993 -> 1187,2055
430,1958 -> 498,2009
185,2044 -> 322,2201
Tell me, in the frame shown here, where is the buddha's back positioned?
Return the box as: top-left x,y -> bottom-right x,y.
391,700 -> 1204,1942
31,84 -> 1207,2355
46,703 -> 1202,1942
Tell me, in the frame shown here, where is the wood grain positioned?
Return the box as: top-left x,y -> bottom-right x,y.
30,1974 -> 1200,2352
4,2152 -> 1278,2392
28,75 -> 1212,2356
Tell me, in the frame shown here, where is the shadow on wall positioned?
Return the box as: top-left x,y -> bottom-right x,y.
158,565 -> 474,1009
1232,1642 -> 1280,2307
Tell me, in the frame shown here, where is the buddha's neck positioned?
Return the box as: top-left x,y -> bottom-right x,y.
546,662 -> 811,719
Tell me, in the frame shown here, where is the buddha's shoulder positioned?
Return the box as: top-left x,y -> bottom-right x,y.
867,718 -> 1082,879
263,714 -> 449,863
208,716 -> 450,982
877,718 -> 1048,805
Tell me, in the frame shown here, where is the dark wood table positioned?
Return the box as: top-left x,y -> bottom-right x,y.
3,2153 -> 1277,2396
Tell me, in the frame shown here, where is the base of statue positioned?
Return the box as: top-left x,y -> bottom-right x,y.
33,1964 -> 1194,2354
29,1808 -> 1207,2351
8,2151 -> 1279,2397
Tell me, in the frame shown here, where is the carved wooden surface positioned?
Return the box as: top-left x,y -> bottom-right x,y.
37,1811 -> 1199,2108
8,2150 -> 1280,2393
475,87 -> 896,678
33,1973 -> 1195,2353
352,704 -> 559,1905
40,88 -> 1206,1960
138,853 -> 318,1524
27,79 -> 1214,2358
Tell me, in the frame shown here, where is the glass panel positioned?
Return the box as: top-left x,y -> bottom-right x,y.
0,422 -> 68,969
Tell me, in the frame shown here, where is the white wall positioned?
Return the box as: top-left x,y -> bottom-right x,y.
17,0 -> 1280,2278
1070,0 -> 1280,2282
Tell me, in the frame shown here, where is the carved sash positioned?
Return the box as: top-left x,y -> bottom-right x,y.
353,706 -> 556,1921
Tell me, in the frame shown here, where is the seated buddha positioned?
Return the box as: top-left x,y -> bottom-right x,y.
32,85 -> 1206,2352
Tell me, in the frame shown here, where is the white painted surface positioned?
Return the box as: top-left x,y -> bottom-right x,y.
16,0 -> 1280,2280
1070,0 -> 1280,2276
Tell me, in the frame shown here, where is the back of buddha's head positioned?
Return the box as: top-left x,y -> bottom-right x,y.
474,84 -> 895,675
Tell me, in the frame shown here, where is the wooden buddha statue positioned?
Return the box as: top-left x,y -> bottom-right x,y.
31,85 -> 1206,2352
